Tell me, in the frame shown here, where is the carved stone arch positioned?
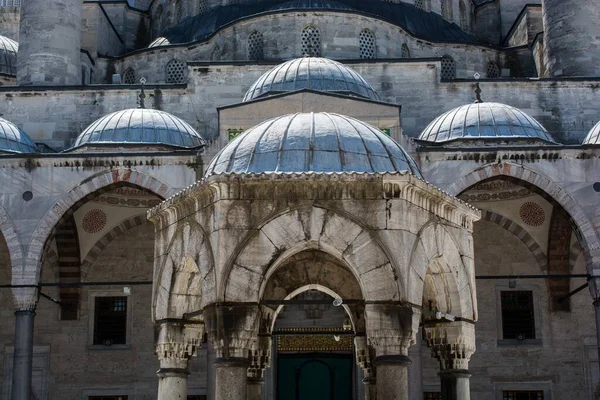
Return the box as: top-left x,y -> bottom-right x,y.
444,162 -> 600,272
222,206 -> 399,303
408,221 -> 476,321
153,217 -> 215,321
0,203 -> 24,274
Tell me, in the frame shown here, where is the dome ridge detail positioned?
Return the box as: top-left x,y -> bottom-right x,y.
584,121 -> 600,145
0,117 -> 39,154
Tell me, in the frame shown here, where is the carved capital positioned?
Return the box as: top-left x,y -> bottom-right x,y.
354,335 -> 375,379
204,303 -> 261,358
424,321 -> 476,371
155,321 -> 205,370
365,304 -> 421,356
247,335 -> 272,380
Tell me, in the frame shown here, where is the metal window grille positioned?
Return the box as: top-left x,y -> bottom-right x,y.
248,31 -> 264,60
459,0 -> 467,30
414,0 -> 425,10
0,0 -> 20,6
441,56 -> 456,80
166,59 -> 186,83
441,0 -> 450,19
401,44 -> 410,58
198,0 -> 208,13
301,26 -> 321,57
122,68 -> 136,84
487,61 -> 500,78
359,29 -> 376,59
501,291 -> 535,340
424,393 -> 442,400
176,0 -> 183,22
502,391 -> 544,400
93,297 -> 127,346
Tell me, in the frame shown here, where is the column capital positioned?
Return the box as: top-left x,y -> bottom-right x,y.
247,335 -> 272,380
365,303 -> 421,356
204,303 -> 261,359
424,321 -> 475,371
155,320 -> 205,370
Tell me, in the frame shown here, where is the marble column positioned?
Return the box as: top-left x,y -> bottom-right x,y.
155,321 -> 204,400
11,309 -> 35,400
373,355 -> 411,400
424,321 -> 476,400
215,357 -> 250,400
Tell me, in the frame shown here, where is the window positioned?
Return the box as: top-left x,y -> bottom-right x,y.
0,0 -> 20,6
60,292 -> 79,320
401,43 -> 410,58
122,68 -> 136,84
93,297 -> 127,346
414,0 -> 426,10
301,26 -> 321,57
441,55 -> 456,80
503,391 -> 544,400
212,45 -> 221,61
155,5 -> 163,35
81,67 -> 87,86
487,61 -> 500,78
166,59 -> 186,83
459,0 -> 467,31
424,393 -> 442,400
359,29 -> 376,59
176,0 -> 184,23
501,291 -> 535,340
441,0 -> 451,19
198,0 -> 208,13
248,31 -> 264,60
89,397 -> 128,400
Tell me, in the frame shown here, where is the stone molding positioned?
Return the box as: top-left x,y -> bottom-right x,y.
365,304 -> 421,357
204,303 -> 261,359
155,321 -> 205,369
424,321 -> 476,371
247,335 -> 272,380
354,335 -> 376,379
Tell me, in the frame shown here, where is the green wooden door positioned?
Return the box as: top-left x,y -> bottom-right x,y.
277,354 -> 353,400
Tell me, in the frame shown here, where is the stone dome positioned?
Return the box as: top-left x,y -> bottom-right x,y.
148,37 -> 170,48
72,108 -> 206,150
0,35 -> 17,75
583,121 -> 600,145
418,102 -> 556,144
0,117 -> 39,154
205,112 -> 422,177
267,0 -> 355,11
242,57 -> 380,102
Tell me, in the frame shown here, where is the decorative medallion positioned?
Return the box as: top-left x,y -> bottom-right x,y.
519,202 -> 545,227
82,209 -> 107,233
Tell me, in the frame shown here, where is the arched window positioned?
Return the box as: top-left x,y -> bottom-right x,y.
459,0 -> 467,31
359,29 -> 376,59
198,0 -> 208,13
441,55 -> 456,80
487,61 -> 500,78
176,0 -> 184,23
301,26 -> 321,57
248,31 -> 264,60
401,44 -> 410,58
155,5 -> 163,35
212,45 -> 221,61
81,67 -> 87,86
166,59 -> 186,83
123,68 -> 136,84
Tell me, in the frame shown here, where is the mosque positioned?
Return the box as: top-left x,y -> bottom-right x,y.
0,0 -> 599,399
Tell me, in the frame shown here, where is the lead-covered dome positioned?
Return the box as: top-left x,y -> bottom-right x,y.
205,112 -> 422,177
0,35 -> 17,75
243,57 -> 380,102
0,117 -> 39,154
584,121 -> 600,145
419,102 -> 556,145
267,0 -> 355,11
72,109 -> 206,151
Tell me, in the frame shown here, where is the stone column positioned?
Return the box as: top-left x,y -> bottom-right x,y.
591,276 -> 600,394
247,335 -> 272,400
155,321 -> 204,400
11,307 -> 35,400
365,304 -> 421,400
424,321 -> 476,400
355,335 -> 377,400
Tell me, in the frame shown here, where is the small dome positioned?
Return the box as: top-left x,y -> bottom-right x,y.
243,57 -> 380,102
0,117 -> 39,154
267,0 -> 355,11
73,109 -> 206,150
148,37 -> 170,48
419,102 -> 555,144
0,36 -> 17,75
205,112 -> 422,177
584,121 -> 600,145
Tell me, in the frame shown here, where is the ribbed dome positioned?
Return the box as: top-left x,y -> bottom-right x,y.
148,37 -> 170,48
584,121 -> 600,145
268,0 -> 355,11
205,112 -> 422,177
243,58 -> 380,102
0,36 -> 17,75
73,109 -> 206,150
419,102 -> 555,144
0,117 -> 39,154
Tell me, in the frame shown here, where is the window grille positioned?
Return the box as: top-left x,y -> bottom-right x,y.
487,61 -> 500,78
248,31 -> 264,60
459,0 -> 467,30
401,44 -> 410,58
89,397 -> 128,400
424,393 -> 442,400
414,0 -> 425,10
441,0 -> 451,19
301,26 -> 321,57
93,297 -> 127,346
501,291 -> 535,340
198,0 -> 208,13
359,29 -> 376,59
122,68 -> 136,84
176,0 -> 183,23
166,59 -> 186,83
441,55 -> 456,80
0,0 -> 20,6
502,391 -> 544,400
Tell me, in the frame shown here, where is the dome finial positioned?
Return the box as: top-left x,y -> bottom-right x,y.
473,72 -> 483,103
138,77 -> 147,109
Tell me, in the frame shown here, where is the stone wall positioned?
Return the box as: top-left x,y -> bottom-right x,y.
0,7 -> 19,41
499,0 -> 540,39
504,5 -> 542,47
474,2 -> 502,45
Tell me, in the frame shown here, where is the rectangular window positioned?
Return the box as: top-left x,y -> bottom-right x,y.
93,297 -> 127,345
89,396 -> 128,400
423,393 -> 442,400
60,292 -> 79,320
502,390 -> 544,400
501,291 -> 535,340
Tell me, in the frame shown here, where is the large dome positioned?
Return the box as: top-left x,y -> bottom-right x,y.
72,109 -> 206,150
583,121 -> 600,145
0,117 -> 39,154
243,57 -> 380,102
267,0 -> 355,11
418,102 -> 556,144
205,112 -> 422,177
0,35 -> 17,75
